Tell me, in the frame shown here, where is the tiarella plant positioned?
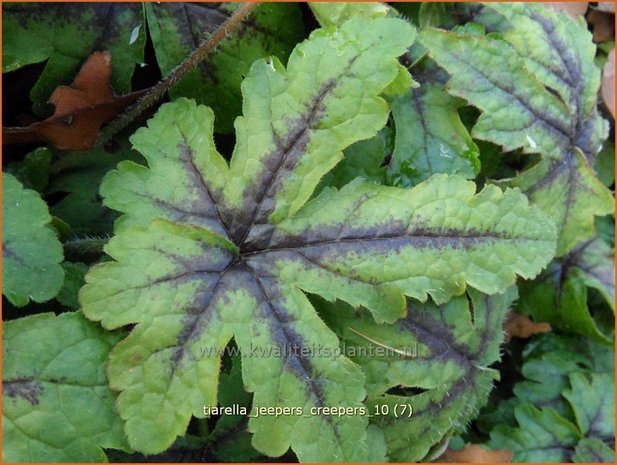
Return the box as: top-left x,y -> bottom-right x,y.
2,2 -> 614,463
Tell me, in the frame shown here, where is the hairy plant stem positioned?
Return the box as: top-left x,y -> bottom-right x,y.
96,2 -> 260,147
63,236 -> 109,261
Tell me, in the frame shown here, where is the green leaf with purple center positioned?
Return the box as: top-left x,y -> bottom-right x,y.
81,17 -> 555,461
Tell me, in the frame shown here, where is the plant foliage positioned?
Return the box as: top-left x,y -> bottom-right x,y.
1,2 -> 614,463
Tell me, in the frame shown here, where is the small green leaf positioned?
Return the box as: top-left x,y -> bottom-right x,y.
48,142 -> 143,237
572,438 -> 615,463
518,236 -> 614,344
2,312 -> 127,462
563,373 -> 614,440
2,3 -> 145,114
57,262 -> 89,309
2,173 -> 64,307
6,147 -> 51,192
320,135 -> 387,189
390,83 -> 480,187
145,2 -> 303,133
489,404 -> 581,462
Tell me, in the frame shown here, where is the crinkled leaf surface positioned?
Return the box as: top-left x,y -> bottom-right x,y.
145,2 -> 303,133
81,18 -> 555,460
2,3 -> 145,115
518,236 -> 614,344
318,288 -> 516,461
420,3 -> 613,256
2,312 -> 127,462
2,173 -> 64,306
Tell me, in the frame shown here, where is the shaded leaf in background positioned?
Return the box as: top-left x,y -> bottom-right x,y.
2,2 -> 145,115
48,139 -> 143,237
207,356 -> 262,462
79,16 -> 557,461
6,147 -> 51,192
477,331 -> 614,462
2,312 -> 127,462
2,173 -> 64,307
320,135 -> 387,189
572,438 -> 615,462
146,2 -> 303,133
318,289 -> 517,461
57,262 -> 88,309
421,3 -> 613,256
518,236 -> 615,344
3,52 -> 146,150
489,404 -> 582,462
390,82 -> 480,187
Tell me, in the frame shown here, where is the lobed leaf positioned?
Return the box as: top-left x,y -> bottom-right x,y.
420,3 -> 614,256
2,173 -> 64,306
2,312 -> 127,462
318,288 -> 517,461
81,17 -> 556,461
518,235 -> 614,344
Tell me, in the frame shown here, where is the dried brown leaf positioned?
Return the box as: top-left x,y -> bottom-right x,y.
588,9 -> 615,43
504,311 -> 552,341
3,51 -> 145,150
440,444 -> 513,463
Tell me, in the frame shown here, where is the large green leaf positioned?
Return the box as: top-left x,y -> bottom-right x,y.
81,18 -> 555,460
420,3 -> 613,256
145,2 -> 303,133
2,173 -> 64,306
2,3 -> 145,115
318,288 -> 517,461
518,236 -> 614,344
2,312 -> 127,462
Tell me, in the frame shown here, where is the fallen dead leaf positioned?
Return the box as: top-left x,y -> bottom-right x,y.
588,9 -> 615,43
543,2 -> 588,16
602,49 -> 615,118
504,311 -> 551,341
3,51 -> 146,150
440,444 -> 513,463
